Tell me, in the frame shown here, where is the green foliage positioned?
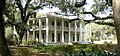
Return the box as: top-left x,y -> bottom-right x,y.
5,26 -> 18,45
22,38 -> 38,45
5,27 -> 13,45
91,0 -> 109,14
86,23 -> 116,41
4,0 -> 49,45
32,44 -> 116,56
34,45 -> 54,53
6,35 -> 18,45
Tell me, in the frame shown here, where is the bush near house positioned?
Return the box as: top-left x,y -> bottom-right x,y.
33,44 -> 116,56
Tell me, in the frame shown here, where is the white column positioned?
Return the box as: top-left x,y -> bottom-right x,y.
39,19 -> 42,42
62,20 -> 64,43
27,21 -> 30,41
54,19 -> 57,43
46,17 -> 49,43
33,20 -> 35,38
75,21 -> 77,42
89,22 -> 92,41
83,24 -> 86,42
68,23 -> 71,43
79,21 -> 82,43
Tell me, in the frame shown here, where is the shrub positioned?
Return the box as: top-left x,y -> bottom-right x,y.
6,34 -> 18,45
5,27 -> 19,45
22,38 -> 39,45
33,44 -> 116,56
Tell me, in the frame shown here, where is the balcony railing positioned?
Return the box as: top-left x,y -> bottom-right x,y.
70,27 -> 75,31
49,25 -> 54,30
42,25 -> 46,29
30,25 -> 81,31
56,26 -> 62,30
64,27 -> 69,31
76,28 -> 80,31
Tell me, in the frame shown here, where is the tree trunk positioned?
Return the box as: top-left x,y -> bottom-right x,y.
16,22 -> 27,46
17,32 -> 24,46
0,0 -> 12,56
112,0 -> 120,56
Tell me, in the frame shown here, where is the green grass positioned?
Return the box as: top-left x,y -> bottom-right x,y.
33,44 -> 116,52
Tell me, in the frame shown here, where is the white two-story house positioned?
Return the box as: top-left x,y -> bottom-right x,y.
26,13 -> 92,45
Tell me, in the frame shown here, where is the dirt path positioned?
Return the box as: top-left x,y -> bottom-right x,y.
10,46 -> 50,56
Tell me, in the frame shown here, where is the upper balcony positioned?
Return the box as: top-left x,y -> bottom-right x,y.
30,25 -> 81,31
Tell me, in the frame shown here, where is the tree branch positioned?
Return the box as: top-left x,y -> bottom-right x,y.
24,12 -> 33,23
105,0 -> 112,6
24,0 -> 31,16
15,0 -> 24,21
15,0 -> 23,11
83,20 -> 115,27
69,12 -> 113,22
95,21 -> 114,27
54,11 -> 113,23
5,20 -> 25,31
79,12 -> 113,20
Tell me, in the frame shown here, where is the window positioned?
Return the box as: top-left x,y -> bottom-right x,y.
77,34 -> 79,41
35,31 -> 37,38
42,33 -> 44,41
65,21 -> 68,27
37,34 -> 39,39
73,34 -> 75,41
42,22 -> 44,25
37,22 -> 39,26
58,33 -> 60,42
42,22 -> 45,28
57,22 -> 60,26
35,21 -> 37,26
52,33 -> 54,42
52,22 -> 54,27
